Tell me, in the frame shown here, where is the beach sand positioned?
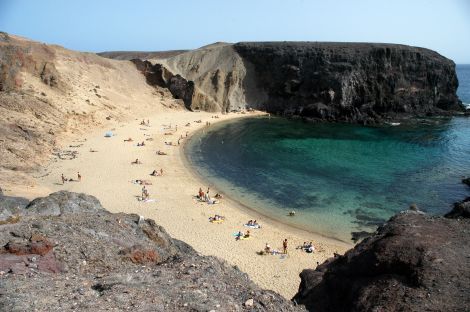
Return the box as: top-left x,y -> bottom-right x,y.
29,109 -> 351,298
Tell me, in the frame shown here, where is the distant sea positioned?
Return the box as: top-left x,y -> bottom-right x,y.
186,65 -> 470,242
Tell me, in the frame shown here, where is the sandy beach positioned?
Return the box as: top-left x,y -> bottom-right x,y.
25,109 -> 352,298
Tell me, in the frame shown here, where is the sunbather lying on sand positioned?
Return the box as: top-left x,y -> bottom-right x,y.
124,138 -> 133,142
245,220 -> 261,229
132,179 -> 152,185
157,150 -> 167,155
164,141 -> 173,146
209,215 -> 225,222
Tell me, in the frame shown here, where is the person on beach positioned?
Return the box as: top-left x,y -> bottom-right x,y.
124,138 -> 133,142
61,174 -> 66,184
244,230 -> 251,238
235,231 -> 243,241
150,170 -> 158,176
214,193 -> 223,199
265,243 -> 272,254
160,168 -> 163,176
283,239 -> 288,254
131,159 -> 141,164
157,150 -> 167,155
198,187 -> 204,200
77,172 -> 81,182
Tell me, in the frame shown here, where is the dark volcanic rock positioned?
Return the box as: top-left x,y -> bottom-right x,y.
293,210 -> 470,311
235,42 -> 464,123
0,191 -> 301,311
25,191 -> 103,216
445,197 -> 470,219
131,59 -> 193,110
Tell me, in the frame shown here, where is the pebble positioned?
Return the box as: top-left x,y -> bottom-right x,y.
244,299 -> 254,307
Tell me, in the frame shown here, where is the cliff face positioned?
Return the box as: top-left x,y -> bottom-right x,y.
235,42 -> 463,122
292,209 -> 470,311
0,191 -> 302,311
147,41 -> 463,123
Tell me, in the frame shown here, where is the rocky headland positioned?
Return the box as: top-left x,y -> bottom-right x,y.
292,204 -> 470,311
0,191 -> 302,311
136,42 -> 465,123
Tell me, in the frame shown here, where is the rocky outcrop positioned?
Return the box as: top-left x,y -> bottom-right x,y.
292,210 -> 470,311
0,191 -> 302,311
445,197 -> 470,219
131,59 -> 194,110
0,32 -> 62,91
152,41 -> 464,123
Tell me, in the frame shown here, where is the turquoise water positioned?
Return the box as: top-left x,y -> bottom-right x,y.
186,67 -> 470,242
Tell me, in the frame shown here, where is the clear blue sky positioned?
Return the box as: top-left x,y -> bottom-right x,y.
1,0 -> 469,63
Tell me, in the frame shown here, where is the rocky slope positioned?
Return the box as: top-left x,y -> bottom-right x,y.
0,191 -> 302,311
153,42 -> 464,122
98,50 -> 188,61
0,32 -> 181,196
292,207 -> 470,311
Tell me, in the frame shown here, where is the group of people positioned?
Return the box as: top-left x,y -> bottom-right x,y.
246,220 -> 260,227
235,230 -> 250,240
263,239 -> 288,255
150,169 -> 163,176
140,119 -> 150,126
197,187 -> 221,204
297,241 -> 315,253
209,214 -> 225,222
61,172 -> 81,184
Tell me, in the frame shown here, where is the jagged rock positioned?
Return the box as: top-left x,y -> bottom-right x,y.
0,191 -> 29,221
131,59 -> 193,110
463,177 -> 470,186
292,210 -> 470,311
0,191 -> 301,311
25,191 -> 103,216
445,197 -> 470,219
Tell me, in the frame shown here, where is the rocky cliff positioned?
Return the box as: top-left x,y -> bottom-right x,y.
146,42 -> 464,123
292,208 -> 470,311
0,191 -> 302,311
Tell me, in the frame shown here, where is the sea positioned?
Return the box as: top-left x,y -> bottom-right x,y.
186,64 -> 470,242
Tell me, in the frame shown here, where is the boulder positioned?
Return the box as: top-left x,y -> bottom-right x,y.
293,210 -> 470,311
445,197 -> 470,219
24,191 -> 104,216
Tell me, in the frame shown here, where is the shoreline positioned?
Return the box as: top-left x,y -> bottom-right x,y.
24,109 -> 351,298
180,117 -> 353,246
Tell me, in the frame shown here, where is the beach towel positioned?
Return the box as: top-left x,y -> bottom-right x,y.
209,219 -> 224,223
244,224 -> 261,229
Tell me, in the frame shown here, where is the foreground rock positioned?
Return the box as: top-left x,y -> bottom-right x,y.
293,210 -> 470,311
0,191 -> 302,311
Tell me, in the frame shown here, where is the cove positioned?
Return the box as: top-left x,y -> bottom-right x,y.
185,116 -> 470,241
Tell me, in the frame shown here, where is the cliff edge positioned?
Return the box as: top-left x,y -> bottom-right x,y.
148,41 -> 464,123
0,191 -> 302,311
292,206 -> 470,311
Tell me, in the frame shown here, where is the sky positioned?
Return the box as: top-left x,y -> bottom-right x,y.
1,0 -> 469,63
